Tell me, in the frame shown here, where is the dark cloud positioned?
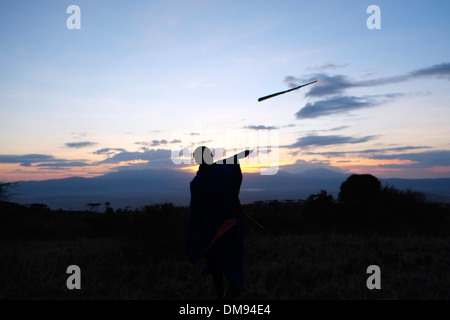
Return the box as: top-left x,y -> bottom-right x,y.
371,150 -> 450,168
279,159 -> 345,174
151,139 -> 168,147
329,126 -> 350,131
356,75 -> 408,87
0,154 -> 91,169
288,73 -> 407,98
0,154 -> 56,167
287,62 -> 450,98
110,156 -> 177,171
307,63 -> 349,71
0,148 -> 180,172
306,146 -> 431,158
136,139 -> 182,147
284,76 -> 300,89
298,126 -> 351,136
285,135 -> 377,148
65,141 -> 97,149
285,74 -> 354,97
93,148 -> 126,155
295,94 -> 401,119
35,161 -> 90,169
106,149 -> 178,171
244,125 -> 278,130
97,149 -> 172,164
410,63 -> 450,79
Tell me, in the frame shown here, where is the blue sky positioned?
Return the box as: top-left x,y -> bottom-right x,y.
1,0 -> 450,181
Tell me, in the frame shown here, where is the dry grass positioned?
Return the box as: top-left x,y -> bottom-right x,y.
1,200 -> 449,299
1,233 -> 449,299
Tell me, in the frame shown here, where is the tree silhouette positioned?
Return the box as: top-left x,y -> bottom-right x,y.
87,202 -> 102,212
0,181 -> 17,200
305,190 -> 334,207
104,201 -> 114,214
338,174 -> 381,205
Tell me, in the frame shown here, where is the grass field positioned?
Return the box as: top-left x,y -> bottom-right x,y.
1,197 -> 449,300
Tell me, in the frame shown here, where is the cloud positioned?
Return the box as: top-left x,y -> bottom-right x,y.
306,146 -> 431,158
287,62 -> 450,98
0,154 -> 91,169
298,126 -> 351,136
0,154 -> 56,167
0,148 -> 180,172
280,159 -> 345,174
371,150 -> 450,168
151,140 -> 168,147
35,161 -> 90,169
104,149 -> 179,171
97,149 -> 172,164
285,74 -> 354,97
135,139 -> 182,148
295,94 -> 401,119
244,125 -> 278,130
307,63 -> 349,71
93,148 -> 126,155
329,126 -> 350,131
288,73 -> 406,98
285,135 -> 377,148
410,62 -> 450,79
65,141 -> 97,149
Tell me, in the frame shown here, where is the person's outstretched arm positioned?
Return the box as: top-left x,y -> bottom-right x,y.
216,150 -> 253,164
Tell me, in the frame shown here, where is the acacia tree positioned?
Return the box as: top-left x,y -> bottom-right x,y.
87,202 -> 102,212
0,181 -> 17,201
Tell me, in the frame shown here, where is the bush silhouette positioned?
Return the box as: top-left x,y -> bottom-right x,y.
380,185 -> 426,207
338,174 -> 381,205
305,190 -> 334,213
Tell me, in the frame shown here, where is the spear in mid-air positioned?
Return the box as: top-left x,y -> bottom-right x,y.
258,80 -> 317,102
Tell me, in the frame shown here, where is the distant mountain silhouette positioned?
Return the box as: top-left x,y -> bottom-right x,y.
11,168 -> 450,210
295,168 -> 347,179
14,169 -> 192,210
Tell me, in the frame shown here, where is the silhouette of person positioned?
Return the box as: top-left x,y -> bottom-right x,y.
186,146 -> 251,299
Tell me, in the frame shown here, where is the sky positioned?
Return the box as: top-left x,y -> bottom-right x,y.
1,0 -> 450,182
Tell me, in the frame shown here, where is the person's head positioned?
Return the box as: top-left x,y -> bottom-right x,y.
193,146 -> 213,165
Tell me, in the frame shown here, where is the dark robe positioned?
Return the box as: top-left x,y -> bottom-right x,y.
186,162 -> 244,289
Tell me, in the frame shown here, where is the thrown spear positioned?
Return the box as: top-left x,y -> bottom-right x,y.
258,80 -> 317,102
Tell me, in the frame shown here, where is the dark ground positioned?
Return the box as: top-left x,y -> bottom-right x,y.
1,191 -> 449,300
